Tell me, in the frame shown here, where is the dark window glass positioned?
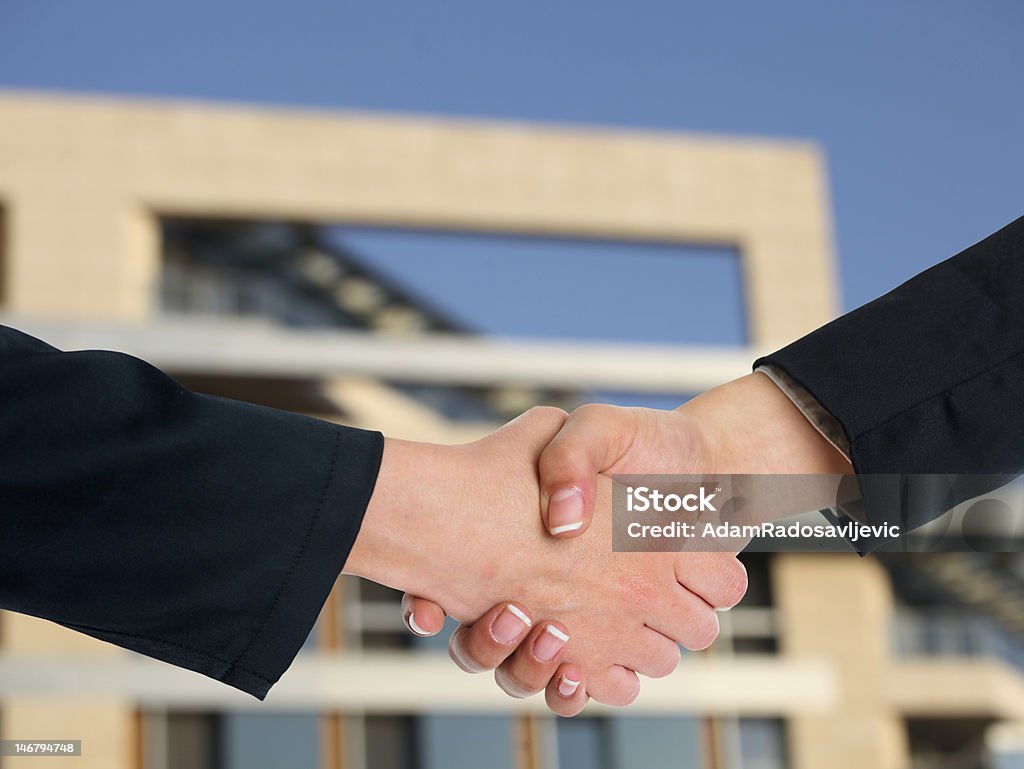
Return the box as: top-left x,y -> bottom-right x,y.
365,715 -> 416,769
417,715 -> 514,769
557,717 -> 607,769
220,713 -> 321,769
607,717 -> 702,769
165,713 -> 218,769
739,718 -> 788,769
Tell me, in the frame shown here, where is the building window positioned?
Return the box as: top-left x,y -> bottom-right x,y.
738,718 -> 788,769
907,717 -> 990,769
160,712 -> 218,769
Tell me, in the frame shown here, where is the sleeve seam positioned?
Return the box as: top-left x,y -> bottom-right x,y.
220,422 -> 343,684
60,619 -> 234,666
60,619 -> 274,689
852,346 -> 1024,443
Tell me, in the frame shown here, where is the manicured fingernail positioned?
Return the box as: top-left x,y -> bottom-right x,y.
549,486 -> 584,535
491,604 -> 532,644
407,612 -> 431,636
558,675 -> 581,697
534,624 -> 570,662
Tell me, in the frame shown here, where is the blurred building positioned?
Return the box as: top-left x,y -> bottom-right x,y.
1,90 -> 1023,769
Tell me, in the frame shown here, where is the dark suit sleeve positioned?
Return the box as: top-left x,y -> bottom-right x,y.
755,215 -> 1024,550
0,325 -> 384,699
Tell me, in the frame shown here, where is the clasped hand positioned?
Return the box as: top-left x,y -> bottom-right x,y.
346,374 -> 851,715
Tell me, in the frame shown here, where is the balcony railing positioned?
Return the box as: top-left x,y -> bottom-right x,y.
893,609 -> 1024,671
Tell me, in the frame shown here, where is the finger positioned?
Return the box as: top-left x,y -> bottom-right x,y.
545,664 -> 589,717
538,404 -> 638,538
586,664 -> 641,707
493,621 -> 571,698
646,583 -> 722,651
448,603 -> 533,674
616,627 -> 681,679
401,594 -> 447,637
674,553 -> 748,611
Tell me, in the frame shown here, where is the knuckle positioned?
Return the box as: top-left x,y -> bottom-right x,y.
525,405 -> 569,427
649,646 -> 682,679
590,670 -> 640,707
614,678 -> 641,706
719,557 -> 749,608
683,611 -> 720,651
572,402 -> 613,422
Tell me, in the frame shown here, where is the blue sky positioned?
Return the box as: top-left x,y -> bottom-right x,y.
2,1 -> 1022,346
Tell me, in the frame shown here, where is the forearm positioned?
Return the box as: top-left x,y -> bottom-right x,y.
668,373 -> 853,523
344,438 -> 459,601
754,215 -> 1024,475
746,218 -> 1024,547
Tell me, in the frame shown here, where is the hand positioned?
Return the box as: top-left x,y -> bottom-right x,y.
401,373 -> 851,708
344,407 -> 738,706
536,372 -> 854,538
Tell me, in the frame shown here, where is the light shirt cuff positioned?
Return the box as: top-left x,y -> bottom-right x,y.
754,365 -> 865,523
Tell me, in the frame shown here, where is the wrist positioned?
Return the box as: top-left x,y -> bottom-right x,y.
682,373 -> 853,475
344,437 -> 461,598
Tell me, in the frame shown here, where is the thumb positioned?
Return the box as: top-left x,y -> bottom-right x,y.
401,593 -> 448,637
538,404 -> 639,539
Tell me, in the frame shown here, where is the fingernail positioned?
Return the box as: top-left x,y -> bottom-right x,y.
549,486 -> 584,535
491,604 -> 532,644
534,624 -> 570,662
558,675 -> 581,697
407,612 -> 431,636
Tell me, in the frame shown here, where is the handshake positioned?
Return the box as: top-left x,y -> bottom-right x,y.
344,372 -> 852,715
